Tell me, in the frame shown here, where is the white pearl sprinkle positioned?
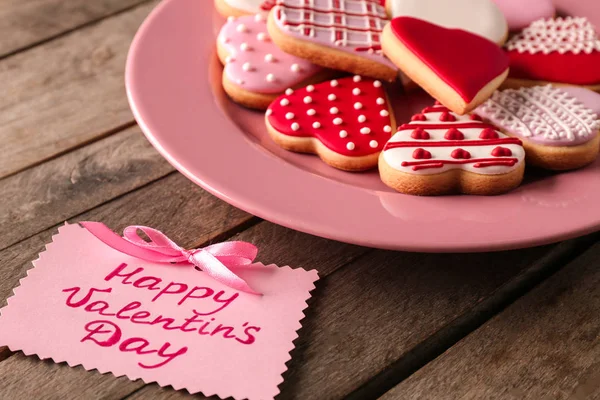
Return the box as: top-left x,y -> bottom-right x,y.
280,99 -> 290,106
225,56 -> 234,64
313,121 -> 321,128
266,109 -> 272,116
291,122 -> 300,131
328,94 -> 336,101
266,73 -> 275,82
330,107 -> 339,114
358,115 -> 367,123
339,130 -> 348,138
360,127 -> 371,134
254,14 -> 263,22
330,80 -> 339,87
353,75 -> 362,82
291,63 -> 300,72
227,16 -> 236,23
376,97 -> 385,105
369,140 -> 378,148
285,88 -> 294,95
306,85 -> 315,92
353,88 -> 361,95
354,102 -> 362,110
242,62 -> 252,71
304,96 -> 312,104
257,32 -> 268,41
236,23 -> 247,33
374,80 -> 382,88
307,109 -> 316,116
240,42 -> 250,51
265,54 -> 275,62
236,79 -> 245,85
285,112 -> 295,120
221,36 -> 230,44
333,117 -> 343,125
346,142 -> 356,150
384,125 -> 392,133
380,110 -> 389,117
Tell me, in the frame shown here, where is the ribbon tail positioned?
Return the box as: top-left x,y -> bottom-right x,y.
192,250 -> 261,296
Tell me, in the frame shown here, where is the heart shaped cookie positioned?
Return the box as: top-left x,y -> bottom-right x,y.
217,14 -> 326,109
267,0 -> 398,81
476,85 -> 600,170
266,76 -> 395,171
382,17 -> 509,115
379,104 -> 525,195
504,17 -> 600,90
385,0 -> 508,44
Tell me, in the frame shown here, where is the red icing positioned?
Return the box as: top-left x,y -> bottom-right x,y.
470,114 -> 482,121
421,106 -> 450,114
389,17 -> 509,102
411,114 -> 427,121
411,127 -> 430,139
479,128 -> 500,139
434,100 -> 443,105
384,138 -> 522,150
491,146 -> 512,157
508,51 -> 600,85
401,158 -> 518,171
413,148 -> 432,159
397,122 -> 499,132
439,111 -> 457,122
451,148 -> 471,159
444,128 -> 464,140
267,76 -> 392,157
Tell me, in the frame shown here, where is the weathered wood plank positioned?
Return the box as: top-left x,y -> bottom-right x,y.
125,245 -> 553,399
0,0 -> 150,57
384,240 -> 600,400
0,125 -> 173,251
0,1 -> 159,178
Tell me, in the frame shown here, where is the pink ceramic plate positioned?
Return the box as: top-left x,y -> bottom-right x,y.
126,0 -> 600,252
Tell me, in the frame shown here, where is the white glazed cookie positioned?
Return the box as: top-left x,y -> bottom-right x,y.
385,0 -> 508,44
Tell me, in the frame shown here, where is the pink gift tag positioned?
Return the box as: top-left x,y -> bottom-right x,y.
0,223 -> 318,400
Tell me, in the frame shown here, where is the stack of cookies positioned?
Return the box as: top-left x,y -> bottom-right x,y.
214,0 -> 600,196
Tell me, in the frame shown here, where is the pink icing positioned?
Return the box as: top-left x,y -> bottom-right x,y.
218,14 -> 322,94
561,86 -> 600,115
272,0 -> 397,69
492,0 -> 555,31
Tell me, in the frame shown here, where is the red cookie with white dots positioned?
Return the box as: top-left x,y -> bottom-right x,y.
265,76 -> 396,171
379,103 -> 526,195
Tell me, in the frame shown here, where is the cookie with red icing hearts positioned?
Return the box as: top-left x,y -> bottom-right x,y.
379,104 -> 525,195
217,14 -> 330,110
503,17 -> 600,90
267,0 -> 398,81
266,76 -> 396,171
214,0 -> 275,17
476,85 -> 600,170
385,0 -> 508,44
382,17 -> 509,115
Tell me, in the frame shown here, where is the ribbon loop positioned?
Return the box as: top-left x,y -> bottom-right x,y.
80,222 -> 261,295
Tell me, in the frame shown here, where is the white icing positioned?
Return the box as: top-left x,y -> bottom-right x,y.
358,115 -> 367,122
374,80 -> 382,87
353,88 -> 361,95
307,109 -> 316,115
361,127 -> 371,134
266,73 -> 275,82
291,122 -> 300,130
330,107 -> 339,114
380,110 -> 389,117
280,98 -> 289,106
387,0 -> 508,43
376,97 -> 385,105
285,112 -> 295,119
331,80 -> 339,87
290,63 -> 300,72
307,85 -> 315,92
304,96 -> 312,104
333,117 -> 343,125
313,121 -> 321,128
340,130 -> 348,138
505,17 -> 600,55
347,142 -> 356,150
354,102 -> 363,110
353,75 -> 362,82
328,94 -> 337,101
285,88 -> 294,95
370,140 -> 379,148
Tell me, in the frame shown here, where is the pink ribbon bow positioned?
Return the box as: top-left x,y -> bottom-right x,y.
80,222 -> 261,295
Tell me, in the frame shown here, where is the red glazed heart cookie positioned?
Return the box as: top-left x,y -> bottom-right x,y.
379,104 -> 525,195
504,17 -> 600,90
382,17 -> 510,115
265,76 -> 396,171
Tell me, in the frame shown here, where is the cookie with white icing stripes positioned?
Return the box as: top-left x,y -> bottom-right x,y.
379,104 -> 525,195
476,85 -> 600,170
217,14 -> 330,110
215,0 -> 275,17
385,0 -> 508,44
503,17 -> 600,90
267,0 -> 398,81
266,76 -> 396,171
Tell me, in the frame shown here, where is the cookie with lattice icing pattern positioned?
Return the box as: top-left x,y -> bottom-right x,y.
504,17 -> 600,90
217,14 -> 331,110
476,85 -> 600,170
215,0 -> 275,17
267,0 -> 398,81
266,76 -> 396,171
379,104 -> 525,195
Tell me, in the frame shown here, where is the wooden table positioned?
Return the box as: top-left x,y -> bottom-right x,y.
1,2 -> 599,399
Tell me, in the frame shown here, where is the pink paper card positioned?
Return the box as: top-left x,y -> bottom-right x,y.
0,223 -> 318,400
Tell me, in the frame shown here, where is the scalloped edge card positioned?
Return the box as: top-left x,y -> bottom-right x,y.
0,223 -> 319,400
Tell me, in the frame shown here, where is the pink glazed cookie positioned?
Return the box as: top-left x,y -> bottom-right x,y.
492,0 -> 555,31
267,0 -> 398,81
476,85 -> 600,170
217,14 -> 329,110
